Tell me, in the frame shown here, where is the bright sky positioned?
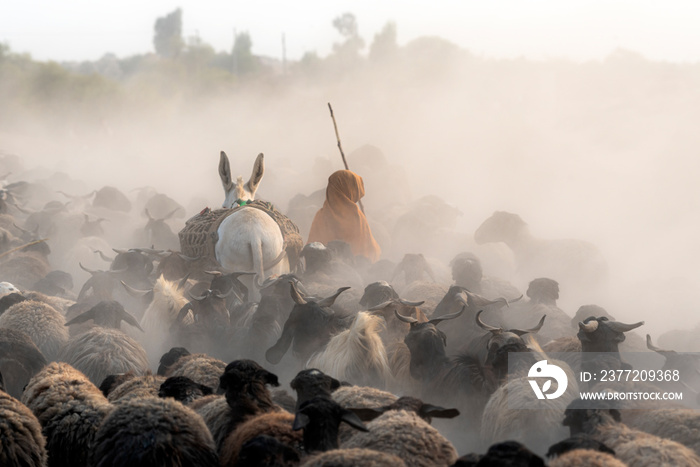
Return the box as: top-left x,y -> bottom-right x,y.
2,1 -> 700,63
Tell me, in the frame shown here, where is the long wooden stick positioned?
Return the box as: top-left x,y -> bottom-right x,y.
327,102 -> 365,213
0,238 -> 49,260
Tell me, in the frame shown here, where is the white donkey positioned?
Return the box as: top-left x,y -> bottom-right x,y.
215,151 -> 289,298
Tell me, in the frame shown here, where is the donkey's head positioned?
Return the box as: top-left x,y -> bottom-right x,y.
219,151 -> 265,208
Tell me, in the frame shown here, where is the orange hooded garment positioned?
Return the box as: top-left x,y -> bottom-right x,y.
307,170 -> 381,263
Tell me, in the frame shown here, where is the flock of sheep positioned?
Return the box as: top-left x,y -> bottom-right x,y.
1,150 -> 700,467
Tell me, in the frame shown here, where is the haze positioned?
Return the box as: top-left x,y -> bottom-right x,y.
2,3 -> 700,340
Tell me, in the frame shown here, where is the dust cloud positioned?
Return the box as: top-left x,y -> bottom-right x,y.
2,42 -> 699,341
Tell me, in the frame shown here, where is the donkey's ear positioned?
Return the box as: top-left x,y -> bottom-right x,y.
219,151 -> 233,192
247,153 -> 264,194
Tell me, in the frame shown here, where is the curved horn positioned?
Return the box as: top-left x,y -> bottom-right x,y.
112,248 -> 129,255
398,298 -> 425,307
289,281 -> 307,305
120,280 -> 152,298
394,309 -> 418,324
646,334 -> 675,358
511,315 -> 547,336
56,190 -> 78,200
107,267 -> 129,275
119,309 -> 145,333
79,262 -> 100,275
177,273 -> 190,291
475,309 -> 501,333
507,295 -> 524,304
317,286 -> 351,308
214,289 -> 234,300
606,321 -> 645,333
93,249 -> 114,262
189,291 -> 210,301
429,306 -> 465,326
367,299 -> 397,312
578,320 -> 599,333
204,270 -> 223,277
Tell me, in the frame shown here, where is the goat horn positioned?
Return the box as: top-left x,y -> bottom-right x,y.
646,334 -> 675,357
108,267 -> 129,275
394,309 -> 418,324
215,289 -> 233,300
420,255 -> 436,282
399,298 -> 425,307
606,321 -> 645,333
79,262 -> 99,275
430,306 -> 465,326
289,281 -> 307,305
120,280 -> 152,297
367,299 -> 396,311
93,250 -> 114,262
204,270 -> 223,276
578,320 -> 599,333
189,291 -> 210,301
511,315 -> 546,336
317,286 -> 351,308
508,295 -> 524,304
177,273 -> 190,291
112,248 -> 129,254
475,309 -> 501,333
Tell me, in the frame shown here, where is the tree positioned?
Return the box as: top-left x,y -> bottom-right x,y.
154,8 -> 184,58
369,22 -> 398,63
232,32 -> 258,75
331,12 -> 365,60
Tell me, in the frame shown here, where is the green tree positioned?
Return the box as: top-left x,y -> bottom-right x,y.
154,8 -> 184,58
369,22 -> 398,63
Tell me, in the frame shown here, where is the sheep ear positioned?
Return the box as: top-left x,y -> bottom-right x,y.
292,412 -> 310,431
420,404 -> 460,419
348,407 -> 385,422
65,309 -> 95,327
341,410 -> 369,432
330,377 -> 341,390
262,369 -> 280,387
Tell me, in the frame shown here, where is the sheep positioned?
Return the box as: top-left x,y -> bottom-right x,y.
22,290 -> 75,315
0,291 -> 27,315
236,434 -> 302,467
0,280 -> 20,298
0,327 -> 48,398
21,362 -> 113,467
220,411 -> 303,465
547,449 -> 627,467
0,376 -> 48,467
98,372 -> 136,398
58,327 -> 150,386
158,375 -> 213,405
162,352 -> 226,390
293,396 -> 369,454
301,448 -> 407,467
449,251 -> 522,300
349,395 -> 460,425
192,359 -> 283,453
562,398 -> 700,466
622,408 -> 700,456
89,396 -> 218,467
306,311 -> 392,389
290,368 -> 341,411
546,434 -> 618,465
331,384 -> 398,409
0,299 -> 69,360
456,441 -> 545,466
106,373 -> 166,403
480,352 -> 579,457
474,210 -> 609,305
1,251 -> 51,291
343,409 -> 459,467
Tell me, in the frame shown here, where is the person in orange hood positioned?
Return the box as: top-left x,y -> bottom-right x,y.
307,170 -> 381,263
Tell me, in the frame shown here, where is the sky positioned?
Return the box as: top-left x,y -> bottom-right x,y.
3,0 -> 700,63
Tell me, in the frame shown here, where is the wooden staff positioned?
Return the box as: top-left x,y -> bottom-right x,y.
0,238 -> 49,260
327,102 -> 365,213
